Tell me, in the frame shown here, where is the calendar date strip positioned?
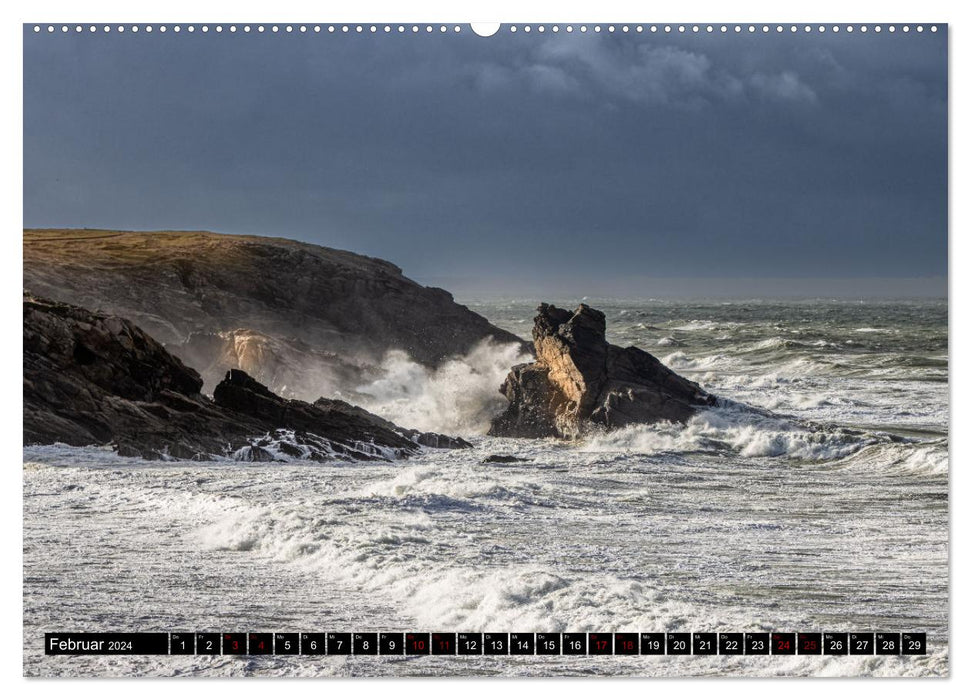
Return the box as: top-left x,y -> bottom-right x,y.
45,632 -> 927,656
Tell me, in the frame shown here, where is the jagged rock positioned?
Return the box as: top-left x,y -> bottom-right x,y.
213,369 -> 424,456
23,293 -> 469,462
489,303 -> 717,439
23,229 -> 530,397
409,431 -> 473,450
309,396 -> 473,450
314,398 -> 472,450
24,292 -> 209,452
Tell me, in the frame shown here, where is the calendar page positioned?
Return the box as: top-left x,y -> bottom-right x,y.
22,19 -> 948,679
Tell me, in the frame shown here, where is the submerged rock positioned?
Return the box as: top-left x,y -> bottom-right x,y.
482,454 -> 531,464
489,303 -> 717,439
23,293 -> 469,462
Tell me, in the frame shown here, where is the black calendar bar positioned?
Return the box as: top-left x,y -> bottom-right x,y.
45,633 -> 169,655
44,632 -> 928,655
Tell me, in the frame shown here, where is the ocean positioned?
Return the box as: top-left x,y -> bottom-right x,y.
22,298 -> 949,677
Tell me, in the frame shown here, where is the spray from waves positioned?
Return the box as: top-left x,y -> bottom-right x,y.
352,339 -> 529,436
580,404 -> 892,461
662,351 -> 735,373
193,494 -> 768,632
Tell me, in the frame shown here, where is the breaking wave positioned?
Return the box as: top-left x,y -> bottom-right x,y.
580,404 -> 890,461
833,440 -> 949,477
194,496 -> 763,632
353,339 -> 530,437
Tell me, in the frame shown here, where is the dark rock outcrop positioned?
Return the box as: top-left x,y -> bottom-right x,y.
24,293 -> 469,461
309,396 -> 473,450
489,303 -> 717,439
23,229 -> 530,398
482,454 -> 531,464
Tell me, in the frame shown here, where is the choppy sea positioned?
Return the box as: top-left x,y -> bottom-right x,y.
23,298 -> 948,677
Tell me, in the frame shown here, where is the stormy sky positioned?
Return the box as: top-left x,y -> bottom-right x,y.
23,26 -> 947,297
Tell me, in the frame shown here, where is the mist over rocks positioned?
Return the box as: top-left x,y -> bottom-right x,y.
489,303 -> 717,439
23,229 -> 529,398
23,293 -> 469,462
176,328 -> 376,401
351,340 -> 531,437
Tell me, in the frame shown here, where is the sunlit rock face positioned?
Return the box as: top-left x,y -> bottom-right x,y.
489,303 -> 717,439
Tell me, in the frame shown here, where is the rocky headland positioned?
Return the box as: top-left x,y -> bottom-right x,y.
23,229 -> 528,399
489,303 -> 717,439
24,293 -> 469,461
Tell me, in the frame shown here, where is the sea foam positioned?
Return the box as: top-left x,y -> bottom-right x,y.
580,405 -> 881,461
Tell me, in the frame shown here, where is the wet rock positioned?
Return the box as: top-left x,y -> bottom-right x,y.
482,454 -> 531,464
233,445 -> 276,463
23,293 -> 470,462
213,369 -> 424,457
489,303 -> 717,439
309,396 -> 473,450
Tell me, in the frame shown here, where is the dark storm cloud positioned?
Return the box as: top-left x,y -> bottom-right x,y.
23,26 -> 947,296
